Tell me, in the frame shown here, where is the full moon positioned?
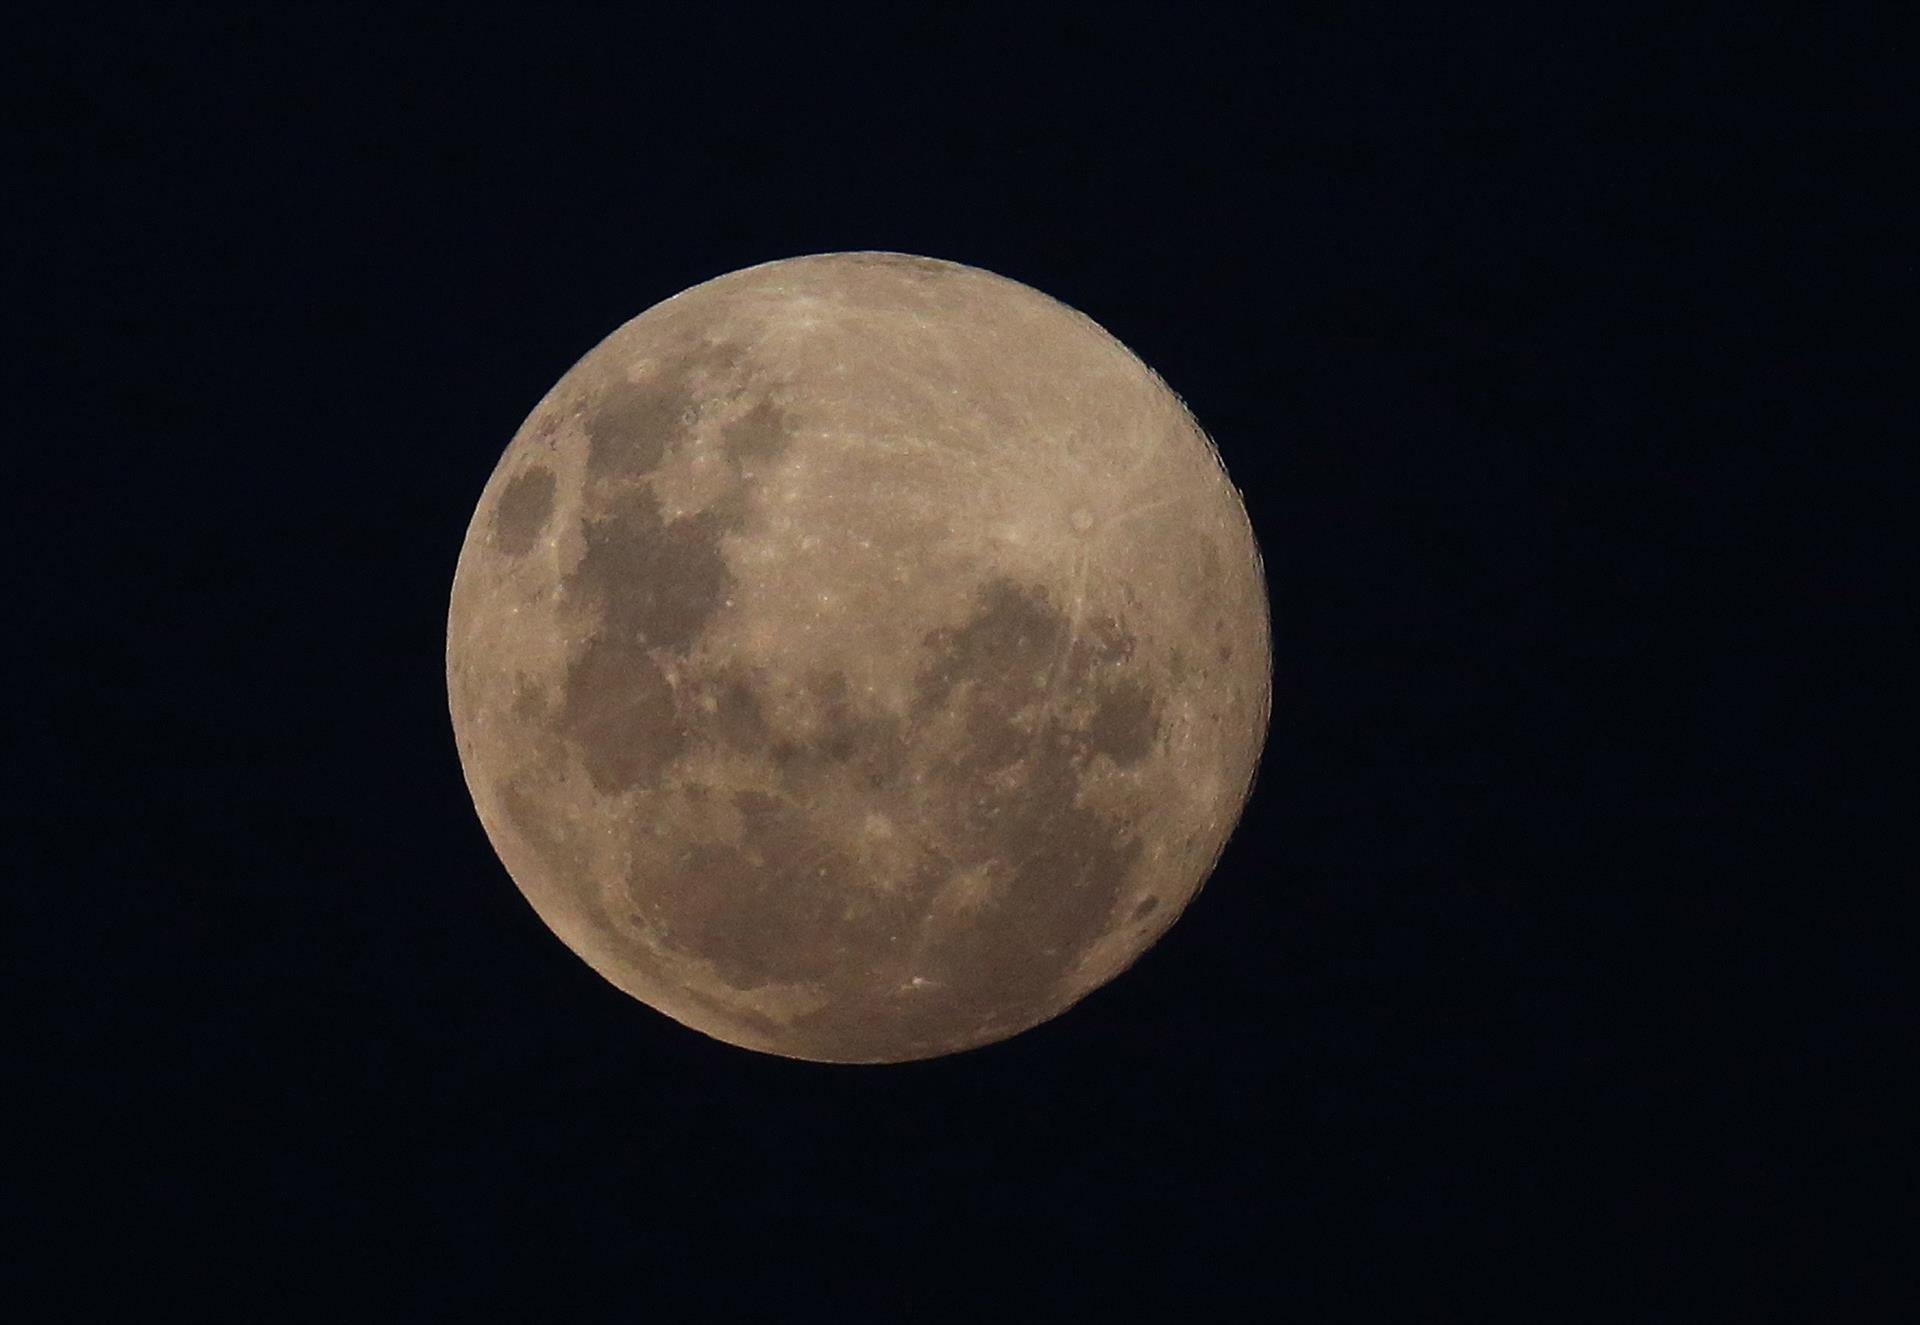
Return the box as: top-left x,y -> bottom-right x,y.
447,253 -> 1269,1062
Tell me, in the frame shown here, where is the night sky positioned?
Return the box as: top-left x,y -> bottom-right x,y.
14,8 -> 1906,1317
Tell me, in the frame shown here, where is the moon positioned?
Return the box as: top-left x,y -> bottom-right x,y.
447,252 -> 1269,1063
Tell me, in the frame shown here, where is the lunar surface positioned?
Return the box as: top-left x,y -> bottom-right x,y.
447,252 -> 1269,1063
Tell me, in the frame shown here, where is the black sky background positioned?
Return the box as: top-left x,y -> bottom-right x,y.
11,6 -> 1910,1317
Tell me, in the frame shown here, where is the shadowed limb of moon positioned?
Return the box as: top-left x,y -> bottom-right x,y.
447,251 -> 1270,1063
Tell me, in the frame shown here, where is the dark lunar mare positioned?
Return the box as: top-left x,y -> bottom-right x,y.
491,467 -> 556,554
766,576 -> 1161,1060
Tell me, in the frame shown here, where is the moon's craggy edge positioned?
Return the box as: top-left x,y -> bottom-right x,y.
454,259 -> 1267,1062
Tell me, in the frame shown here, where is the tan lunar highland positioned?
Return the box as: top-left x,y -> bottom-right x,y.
446,252 -> 1270,1062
